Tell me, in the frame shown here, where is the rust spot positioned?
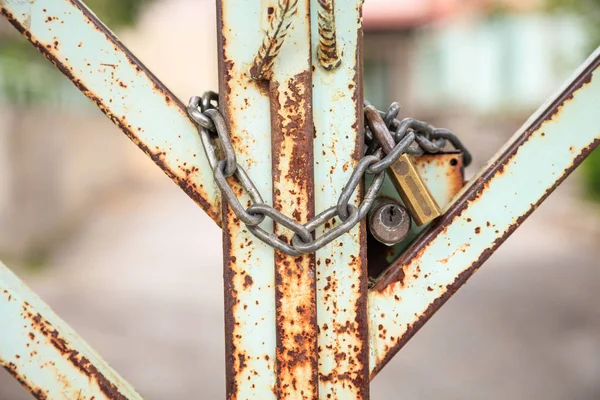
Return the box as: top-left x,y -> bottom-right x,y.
370,52 -> 600,379
0,5 -> 221,226
368,153 -> 465,278
270,65 -> 318,396
20,304 -> 130,400
4,361 -> 49,399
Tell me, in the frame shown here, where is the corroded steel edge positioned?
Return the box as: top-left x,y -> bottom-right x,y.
369,48 -> 600,379
0,0 -> 221,224
217,1 -> 277,399
0,262 -> 142,400
269,0 -> 319,398
368,153 -> 466,278
311,1 -> 370,398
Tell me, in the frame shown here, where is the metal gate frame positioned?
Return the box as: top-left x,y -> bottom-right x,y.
0,1 -> 599,399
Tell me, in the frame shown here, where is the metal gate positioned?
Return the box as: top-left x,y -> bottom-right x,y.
1,1 -> 599,399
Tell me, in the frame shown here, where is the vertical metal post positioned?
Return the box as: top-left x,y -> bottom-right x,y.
217,2 -> 277,398
268,1 -> 319,398
217,0 -> 317,398
311,1 -> 370,399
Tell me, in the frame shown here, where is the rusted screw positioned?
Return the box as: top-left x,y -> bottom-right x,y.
369,199 -> 412,246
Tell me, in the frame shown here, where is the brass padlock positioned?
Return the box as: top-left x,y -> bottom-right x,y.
365,106 -> 441,226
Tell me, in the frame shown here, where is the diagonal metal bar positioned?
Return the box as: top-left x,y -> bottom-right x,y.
0,0 -> 222,224
368,47 -> 600,379
367,153 -> 465,278
311,1 -> 370,398
0,261 -> 142,399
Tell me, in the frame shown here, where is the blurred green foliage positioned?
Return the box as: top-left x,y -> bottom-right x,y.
548,0 -> 600,50
584,147 -> 600,201
84,0 -> 153,30
0,0 -> 153,106
547,0 -> 600,200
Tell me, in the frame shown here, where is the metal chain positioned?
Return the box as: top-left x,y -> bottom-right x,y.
187,92 -> 471,256
364,100 -> 473,166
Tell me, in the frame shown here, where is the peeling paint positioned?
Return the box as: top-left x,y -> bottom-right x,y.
217,1 -> 277,399
0,262 -> 142,399
311,1 -> 370,398
367,152 -> 465,278
269,1 -> 319,398
368,48 -> 600,379
0,0 -> 222,224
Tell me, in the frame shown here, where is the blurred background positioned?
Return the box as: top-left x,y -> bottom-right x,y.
0,0 -> 599,398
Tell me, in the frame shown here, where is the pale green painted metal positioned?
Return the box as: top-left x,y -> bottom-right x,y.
372,152 -> 465,265
311,1 -> 370,398
216,1 -> 277,398
217,1 -> 319,397
369,47 -> 600,378
0,0 -> 221,224
265,0 -> 319,397
0,261 -> 143,399
1,0 -> 600,397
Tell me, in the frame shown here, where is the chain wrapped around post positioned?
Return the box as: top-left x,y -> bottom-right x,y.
187,92 -> 472,256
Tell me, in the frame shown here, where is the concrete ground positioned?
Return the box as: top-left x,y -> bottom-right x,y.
1,170 -> 600,399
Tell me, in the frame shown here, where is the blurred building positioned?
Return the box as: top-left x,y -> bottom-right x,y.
0,57 -> 137,260
0,0 -> 590,262
363,0 -> 587,114
0,0 -> 218,262
362,0 -> 590,178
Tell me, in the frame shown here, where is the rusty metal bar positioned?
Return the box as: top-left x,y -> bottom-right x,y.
311,1 -> 370,398
367,153 -> 465,278
217,2 -> 277,398
0,261 -> 142,399
0,0 -> 221,224
268,0 -> 319,398
368,47 -> 600,379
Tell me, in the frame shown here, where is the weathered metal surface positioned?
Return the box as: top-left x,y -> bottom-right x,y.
376,153 -> 465,218
366,106 -> 442,226
414,153 -> 465,209
311,1 -> 370,398
250,0 -> 300,81
217,1 -> 277,398
0,261 -> 142,400
0,0 -> 221,224
368,200 -> 412,246
268,0 -> 318,398
367,152 -> 465,278
368,48 -> 600,379
316,0 -> 341,71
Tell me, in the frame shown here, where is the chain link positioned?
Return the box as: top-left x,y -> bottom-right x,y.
188,92 -> 471,256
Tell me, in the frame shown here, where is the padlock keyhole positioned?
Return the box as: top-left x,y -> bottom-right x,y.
388,207 -> 396,223
382,205 -> 403,228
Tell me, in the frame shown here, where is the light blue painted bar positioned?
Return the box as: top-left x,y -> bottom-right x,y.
0,261 -> 142,399
311,1 -> 370,398
369,47 -> 600,377
217,1 -> 277,399
0,0 -> 221,223
372,153 -> 465,264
